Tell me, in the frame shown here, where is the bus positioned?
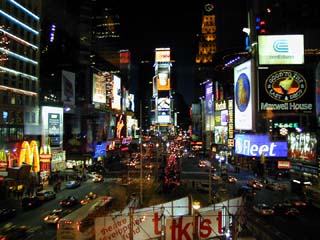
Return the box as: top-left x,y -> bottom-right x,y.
305,186 -> 320,209
57,196 -> 113,240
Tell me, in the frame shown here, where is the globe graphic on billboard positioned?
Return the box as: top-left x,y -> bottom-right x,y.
235,73 -> 250,112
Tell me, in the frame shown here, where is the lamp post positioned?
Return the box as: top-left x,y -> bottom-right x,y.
192,200 -> 201,240
160,206 -> 165,240
156,142 -> 159,182
139,101 -> 143,206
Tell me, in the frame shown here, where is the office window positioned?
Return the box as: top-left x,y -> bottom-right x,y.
31,112 -> 36,123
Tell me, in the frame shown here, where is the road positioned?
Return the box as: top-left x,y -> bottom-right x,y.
180,154 -> 320,240
0,178 -> 116,239
2,154 -> 320,240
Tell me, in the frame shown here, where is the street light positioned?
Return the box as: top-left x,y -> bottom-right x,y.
156,142 -> 160,182
192,200 -> 201,240
160,206 -> 165,240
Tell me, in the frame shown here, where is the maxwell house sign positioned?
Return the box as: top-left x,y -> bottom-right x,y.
259,68 -> 314,113
235,134 -> 288,157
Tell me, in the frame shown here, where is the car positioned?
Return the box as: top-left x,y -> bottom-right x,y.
253,203 -> 274,216
286,197 -> 308,208
59,196 -> 79,207
265,182 -> 287,191
227,176 -> 237,183
36,190 -> 56,201
198,160 -> 206,168
273,202 -> 300,216
247,180 -> 263,189
0,207 -> 16,221
43,209 -> 71,224
0,224 -> 30,240
92,174 -> 104,183
80,192 -> 98,205
65,180 -> 81,189
21,196 -> 42,210
211,174 -> 222,181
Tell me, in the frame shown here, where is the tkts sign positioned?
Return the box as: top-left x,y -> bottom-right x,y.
259,68 -> 314,113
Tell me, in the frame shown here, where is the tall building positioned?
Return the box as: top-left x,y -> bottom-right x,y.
0,0 -> 42,166
195,1 -> 217,97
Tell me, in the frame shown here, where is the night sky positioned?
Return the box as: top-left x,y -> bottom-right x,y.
119,1 -> 204,105
119,1 -> 247,105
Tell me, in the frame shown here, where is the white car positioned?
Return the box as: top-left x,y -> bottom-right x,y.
43,209 -> 70,224
92,174 -> 104,183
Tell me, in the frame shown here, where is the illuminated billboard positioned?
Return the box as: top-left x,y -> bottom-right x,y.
288,132 -> 317,161
235,134 -> 288,157
112,75 -> 121,110
41,106 -> 64,149
155,48 -> 170,62
120,49 -> 130,64
92,73 -> 106,103
157,97 -> 170,110
157,72 -> 170,91
126,93 -> 135,112
205,82 -> 213,115
234,60 -> 254,131
158,111 -> 171,124
258,68 -> 313,113
258,35 -> 304,65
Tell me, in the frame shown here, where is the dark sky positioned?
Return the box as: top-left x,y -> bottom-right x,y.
119,1 -> 247,105
119,1 -> 204,105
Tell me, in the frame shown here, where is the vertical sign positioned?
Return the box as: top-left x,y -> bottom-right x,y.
234,60 -> 253,130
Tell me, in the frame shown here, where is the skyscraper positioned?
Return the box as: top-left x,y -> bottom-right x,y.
0,0 -> 41,149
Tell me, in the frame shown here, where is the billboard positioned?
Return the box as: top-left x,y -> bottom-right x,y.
92,73 -> 106,103
258,35 -> 304,65
234,60 -> 254,130
288,132 -> 317,161
205,82 -> 214,115
41,106 -> 64,149
157,72 -> 171,91
126,93 -> 134,112
158,111 -> 171,124
120,49 -> 130,64
155,48 -> 170,62
258,68 -> 313,113
95,197 -> 244,240
112,75 -> 121,110
61,70 -> 75,106
234,134 -> 288,157
157,97 -> 170,110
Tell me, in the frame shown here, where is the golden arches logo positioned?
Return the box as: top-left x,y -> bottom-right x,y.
19,140 -> 40,172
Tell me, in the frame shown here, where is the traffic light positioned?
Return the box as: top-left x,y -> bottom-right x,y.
256,17 -> 267,35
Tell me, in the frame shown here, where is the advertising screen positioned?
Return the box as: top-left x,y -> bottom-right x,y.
112,75 -> 121,110
258,35 -> 304,65
235,134 -> 288,157
258,67 -> 313,113
288,132 -> 317,161
155,48 -> 170,62
92,73 -> 106,103
41,106 -> 64,149
157,97 -> 170,110
234,60 -> 253,130
157,72 -> 170,91
205,82 -> 214,115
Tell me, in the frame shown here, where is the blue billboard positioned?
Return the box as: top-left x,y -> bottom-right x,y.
234,134 -> 288,157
